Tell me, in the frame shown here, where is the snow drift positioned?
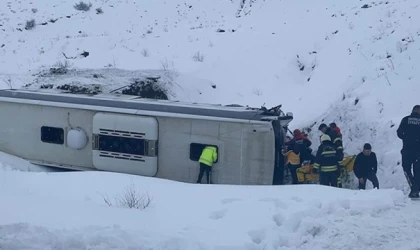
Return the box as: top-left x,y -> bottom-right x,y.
1,154 -> 420,250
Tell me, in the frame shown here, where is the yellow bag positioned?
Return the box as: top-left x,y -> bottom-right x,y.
295,155 -> 356,184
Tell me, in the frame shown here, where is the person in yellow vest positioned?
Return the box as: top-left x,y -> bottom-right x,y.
282,143 -> 301,184
196,145 -> 218,184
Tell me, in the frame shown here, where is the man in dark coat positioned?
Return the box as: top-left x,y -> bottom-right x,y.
312,134 -> 340,187
318,123 -> 344,161
397,105 -> 420,198
354,143 -> 379,190
286,129 -> 313,164
319,123 -> 344,187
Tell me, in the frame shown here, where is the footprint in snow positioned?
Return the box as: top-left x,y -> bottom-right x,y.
209,209 -> 228,220
247,228 -> 266,244
220,198 -> 242,205
290,196 -> 303,203
259,198 -> 288,209
272,213 -> 285,227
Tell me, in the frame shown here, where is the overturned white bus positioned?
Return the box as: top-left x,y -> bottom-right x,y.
0,89 -> 293,185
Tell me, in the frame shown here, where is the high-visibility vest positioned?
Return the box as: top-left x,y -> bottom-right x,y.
283,150 -> 300,165
199,146 -> 218,167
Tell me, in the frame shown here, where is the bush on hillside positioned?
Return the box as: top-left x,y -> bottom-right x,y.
192,51 -> 204,62
25,19 -> 36,30
74,1 -> 92,11
49,60 -> 72,75
120,77 -> 169,100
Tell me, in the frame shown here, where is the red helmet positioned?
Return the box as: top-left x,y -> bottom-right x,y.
293,129 -> 302,135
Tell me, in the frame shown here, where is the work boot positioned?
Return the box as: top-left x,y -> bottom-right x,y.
408,192 -> 420,199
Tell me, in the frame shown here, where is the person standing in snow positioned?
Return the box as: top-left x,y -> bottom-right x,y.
397,105 -> 420,198
329,123 -> 342,138
282,143 -> 301,184
312,134 -> 340,187
353,143 -> 379,190
319,123 -> 344,187
286,129 -> 313,164
196,145 -> 218,184
319,123 -> 344,160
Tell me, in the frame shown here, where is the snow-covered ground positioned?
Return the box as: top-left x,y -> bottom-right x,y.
1,155 -> 420,250
1,0 -> 420,248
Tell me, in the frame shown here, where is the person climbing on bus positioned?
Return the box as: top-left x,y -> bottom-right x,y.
196,145 -> 218,184
286,129 -> 313,165
282,143 -> 301,184
353,143 -> 379,190
312,134 -> 340,187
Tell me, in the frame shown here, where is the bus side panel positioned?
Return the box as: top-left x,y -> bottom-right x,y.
0,102 -> 95,169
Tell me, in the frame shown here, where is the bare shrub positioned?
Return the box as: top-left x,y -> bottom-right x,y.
252,88 -> 262,96
192,51 -> 204,62
100,183 -> 153,210
160,58 -> 175,71
31,8 -> 38,13
141,49 -> 150,57
95,7 -> 103,14
50,60 -> 72,75
2,76 -> 13,89
396,41 -> 408,53
74,1 -> 92,11
25,19 -> 36,30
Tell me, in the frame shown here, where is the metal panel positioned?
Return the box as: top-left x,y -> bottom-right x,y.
92,112 -> 158,176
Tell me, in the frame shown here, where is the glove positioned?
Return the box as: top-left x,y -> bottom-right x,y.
312,167 -> 319,174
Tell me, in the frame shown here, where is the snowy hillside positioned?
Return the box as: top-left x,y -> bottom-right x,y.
1,0 -> 420,248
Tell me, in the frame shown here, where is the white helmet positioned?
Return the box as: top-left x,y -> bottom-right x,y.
320,134 -> 331,142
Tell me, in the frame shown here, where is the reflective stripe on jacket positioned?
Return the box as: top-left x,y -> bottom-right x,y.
199,146 -> 218,167
313,145 -> 339,172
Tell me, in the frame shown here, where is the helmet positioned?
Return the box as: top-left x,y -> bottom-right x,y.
320,134 -> 331,142
318,123 -> 327,130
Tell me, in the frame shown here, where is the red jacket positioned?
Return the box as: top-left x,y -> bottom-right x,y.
332,127 -> 342,137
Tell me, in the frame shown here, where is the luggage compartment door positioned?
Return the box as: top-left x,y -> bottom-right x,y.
92,112 -> 158,176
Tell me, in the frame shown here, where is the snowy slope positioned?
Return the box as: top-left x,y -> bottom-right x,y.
2,0 -> 418,122
1,155 -> 420,250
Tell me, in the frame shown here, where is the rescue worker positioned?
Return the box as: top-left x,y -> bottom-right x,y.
282,143 -> 301,184
397,105 -> 420,198
329,122 -> 342,138
196,145 -> 218,184
286,129 -> 313,164
312,134 -> 340,187
353,143 -> 379,190
319,123 -> 344,187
